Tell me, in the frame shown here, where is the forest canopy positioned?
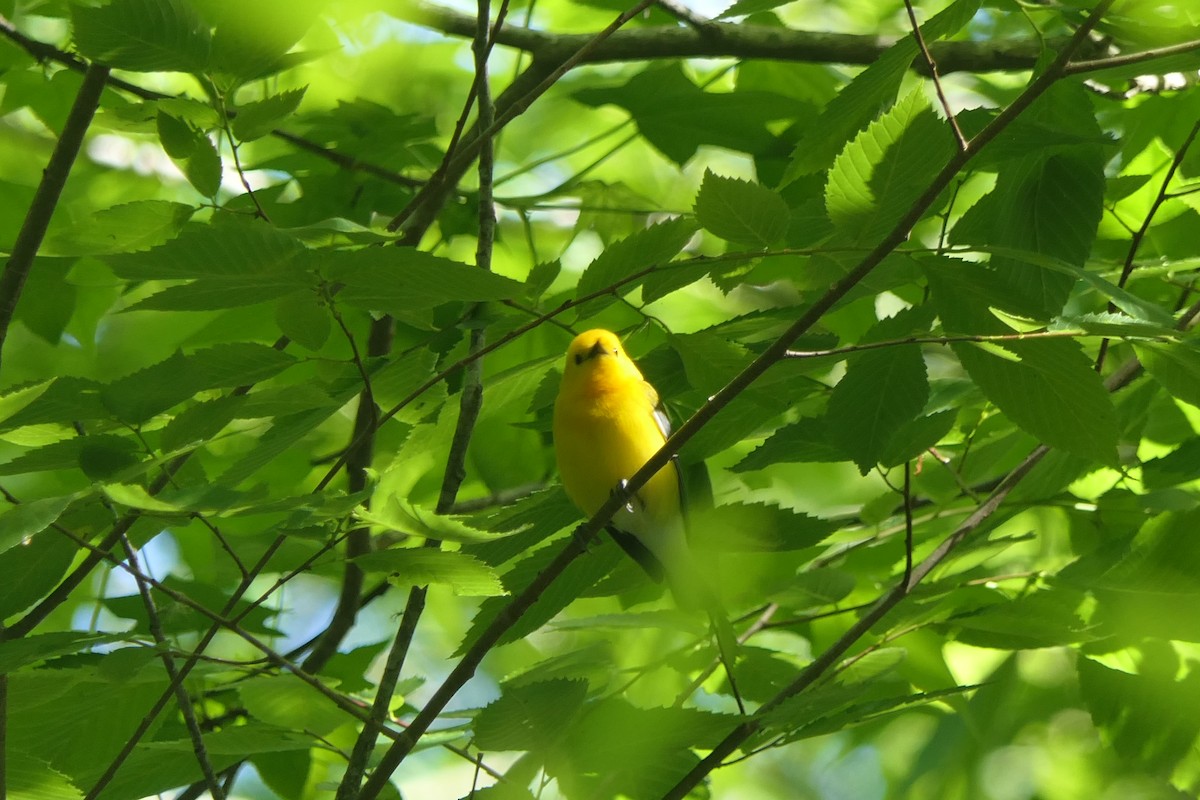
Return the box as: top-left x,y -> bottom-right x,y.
2,0 -> 1200,799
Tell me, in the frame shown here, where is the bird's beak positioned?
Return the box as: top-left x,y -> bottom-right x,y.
586,339 -> 609,360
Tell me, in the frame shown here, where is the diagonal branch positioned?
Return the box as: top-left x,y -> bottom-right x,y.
0,62 -> 108,374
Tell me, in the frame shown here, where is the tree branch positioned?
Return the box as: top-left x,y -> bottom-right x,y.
0,62 -> 108,375
392,0 -> 1100,74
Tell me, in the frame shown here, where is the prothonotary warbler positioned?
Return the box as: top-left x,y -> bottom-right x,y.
553,328 -> 743,710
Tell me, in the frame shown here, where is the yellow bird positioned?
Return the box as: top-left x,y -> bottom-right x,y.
553,328 -> 691,591
553,329 -> 744,711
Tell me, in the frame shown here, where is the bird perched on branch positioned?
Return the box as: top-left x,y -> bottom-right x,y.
553,328 -> 742,711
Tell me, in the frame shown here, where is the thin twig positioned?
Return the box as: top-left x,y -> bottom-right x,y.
903,0 -> 967,150
120,536 -> 226,799
1095,117 -> 1200,371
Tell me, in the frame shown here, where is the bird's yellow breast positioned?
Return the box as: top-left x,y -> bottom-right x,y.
553,367 -> 679,522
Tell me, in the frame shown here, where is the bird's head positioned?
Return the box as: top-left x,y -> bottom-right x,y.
561,329 -> 644,386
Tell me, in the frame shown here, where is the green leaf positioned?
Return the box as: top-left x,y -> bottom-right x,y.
0,631 -> 125,673
575,217 -> 698,304
71,0 -> 211,72
1079,651 -> 1200,775
457,540 -> 624,656
233,87 -> 307,141
7,752 -> 83,800
689,502 -> 838,552
474,679 -> 588,752
827,341 -> 929,473
771,568 -> 855,610
926,258 -> 1119,464
0,531 -> 77,618
1136,341 -> 1200,407
103,483 -> 182,513
41,200 -> 195,257
555,698 -> 738,800
953,338 -> 1118,464
783,0 -> 981,179
102,344 -> 297,423
949,591 -> 1089,650
693,170 -> 789,248
1059,508 -> 1200,641
879,409 -> 957,467
160,396 -> 244,452
0,495 -> 74,555
733,418 -> 845,471
327,248 -> 521,314
274,290 -> 330,350
356,497 -> 500,544
105,217 -> 310,279
239,675 -> 347,737
216,406 -> 340,486
573,63 -> 791,165
156,110 -> 201,158
953,105 -> 1106,317
839,647 -> 907,685
184,133 -> 222,197
127,276 -> 308,311
353,548 -> 505,597
825,89 -> 955,246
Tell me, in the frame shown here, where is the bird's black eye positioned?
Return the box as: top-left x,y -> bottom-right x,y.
574,353 -> 584,365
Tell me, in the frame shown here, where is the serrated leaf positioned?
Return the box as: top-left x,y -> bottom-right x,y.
354,548 -> 505,596
694,170 -> 789,248
0,631 -> 125,673
733,418 -> 845,471
953,106 -> 1106,318
879,409 -> 957,467
926,258 -> 1118,463
233,87 -> 306,141
573,63 -> 790,165
825,89 -> 955,246
327,248 -> 520,313
7,752 -> 83,800
827,311 -> 931,473
784,0 -> 980,180
102,344 -> 297,423
839,647 -> 907,685
689,502 -> 838,552
770,568 -> 855,609
357,497 -> 499,544
156,111 -> 200,158
1136,342 -> 1200,407
457,541 -> 624,656
184,134 -> 222,196
556,698 -> 738,800
217,406 -> 339,486
0,531 -> 77,619
71,0 -> 211,72
575,217 -> 697,305
127,276 -> 307,311
953,338 -> 1118,464
0,495 -> 74,555
474,679 -> 588,752
950,591 -> 1089,649
105,217 -> 309,279
41,200 -> 195,257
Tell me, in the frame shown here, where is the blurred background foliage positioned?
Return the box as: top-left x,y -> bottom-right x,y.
2,0 -> 1200,798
